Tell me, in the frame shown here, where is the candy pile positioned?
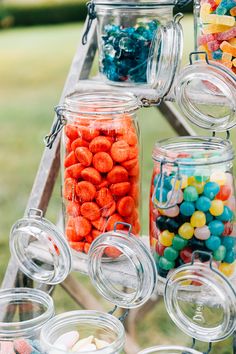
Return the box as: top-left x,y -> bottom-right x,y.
0,338 -> 45,354
64,115 -> 140,255
198,0 -> 236,73
49,331 -> 110,354
100,20 -> 159,83
150,169 -> 236,279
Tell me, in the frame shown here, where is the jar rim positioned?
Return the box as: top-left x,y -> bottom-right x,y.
138,345 -> 202,353
40,310 -> 125,354
152,136 -> 234,166
63,92 -> 141,118
0,288 -> 54,339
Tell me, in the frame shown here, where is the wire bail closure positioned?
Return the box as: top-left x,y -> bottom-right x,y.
82,1 -> 97,45
189,338 -> 212,354
152,159 -> 182,209
44,106 -> 66,149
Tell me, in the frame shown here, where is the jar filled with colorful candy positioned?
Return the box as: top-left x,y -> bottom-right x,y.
59,92 -> 141,256
84,0 -> 184,86
150,136 -> 236,279
194,0 -> 236,73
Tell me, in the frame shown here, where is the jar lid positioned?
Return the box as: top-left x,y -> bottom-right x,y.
138,345 -> 202,354
147,16 -> 183,99
88,223 -> 157,308
164,257 -> 236,342
94,0 -> 179,7
175,53 -> 236,132
9,208 -> 72,285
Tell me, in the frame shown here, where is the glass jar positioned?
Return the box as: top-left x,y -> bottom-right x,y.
0,288 -> 54,352
82,0 -> 184,93
138,346 -> 202,354
40,311 -> 125,354
194,0 -> 236,73
150,136 -> 235,279
60,92 -> 141,257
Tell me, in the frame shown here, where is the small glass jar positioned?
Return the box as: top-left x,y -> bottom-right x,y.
0,288 -> 54,352
150,136 -> 235,280
60,92 -> 141,257
194,0 -> 236,73
138,345 -> 202,354
40,311 -> 125,354
82,0 -> 184,94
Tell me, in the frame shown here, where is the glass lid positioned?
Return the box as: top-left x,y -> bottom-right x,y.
164,253 -> 236,342
88,222 -> 157,308
147,15 -> 183,99
138,345 -> 202,354
9,208 -> 72,285
175,52 -> 236,132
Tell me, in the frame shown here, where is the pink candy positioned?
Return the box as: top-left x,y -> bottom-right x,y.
207,39 -> 220,51
0,341 -> 15,354
13,339 -> 33,354
198,33 -> 215,45
215,27 -> 236,41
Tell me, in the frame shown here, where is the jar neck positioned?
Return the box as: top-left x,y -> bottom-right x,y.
152,136 -> 234,166
40,311 -> 125,354
0,288 -> 54,340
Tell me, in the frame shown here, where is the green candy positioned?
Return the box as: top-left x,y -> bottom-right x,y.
172,235 -> 188,250
213,245 -> 226,261
183,186 -> 199,202
159,256 -> 175,270
164,247 -> 179,261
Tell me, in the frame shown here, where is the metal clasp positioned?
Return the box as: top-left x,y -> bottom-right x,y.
152,159 -> 182,210
114,222 -> 132,235
189,338 -> 212,354
44,106 -> 66,149
108,305 -> 129,323
27,208 -> 43,219
82,1 -> 97,45
189,51 -> 210,65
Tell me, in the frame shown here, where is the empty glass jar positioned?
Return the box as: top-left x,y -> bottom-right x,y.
194,0 -> 236,73
60,92 -> 141,256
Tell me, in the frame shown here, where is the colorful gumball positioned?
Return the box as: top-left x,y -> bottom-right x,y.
159,230 -> 175,247
167,190 -> 184,204
190,211 -> 206,228
183,186 -> 199,202
163,205 -> 180,218
156,243 -> 166,256
164,246 -> 179,261
205,235 -> 221,251
216,184 -> 231,201
180,247 -> 193,263
209,200 -> 224,216
213,245 -> 226,261
196,196 -> 211,212
216,205 -> 233,222
219,262 -> 235,277
223,221 -> 233,236
203,181 -> 220,200
210,171 -> 227,186
159,256 -> 175,270
208,220 -> 224,236
180,201 -> 195,217
172,235 -> 188,250
194,225 -> 211,240
178,223 -> 194,240
224,250 -> 235,263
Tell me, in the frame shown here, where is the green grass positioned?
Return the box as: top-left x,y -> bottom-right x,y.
0,20 -> 234,352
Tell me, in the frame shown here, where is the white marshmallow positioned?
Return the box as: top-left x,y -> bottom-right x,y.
54,331 -> 80,349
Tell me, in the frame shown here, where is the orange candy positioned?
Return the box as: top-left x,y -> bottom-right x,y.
66,226 -> 83,242
66,163 -> 84,179
93,152 -> 113,173
74,216 -> 91,237
129,183 -> 139,206
107,166 -> 128,184
76,181 -> 96,203
64,178 -> 77,200
110,182 -> 131,197
84,243 -> 91,254
75,147 -> 93,167
81,167 -> 102,185
121,158 -> 138,170
92,217 -> 107,231
64,151 -> 77,168
106,213 -> 125,231
101,201 -> 116,217
96,187 -> 114,208
89,136 -> 112,153
81,202 -> 101,221
69,241 -> 85,252
66,201 -> 80,217
117,196 -> 135,217
65,124 -> 78,141
79,126 -> 100,141
71,137 -> 89,150
110,140 -> 130,162
128,146 -> 139,160
104,247 -> 122,258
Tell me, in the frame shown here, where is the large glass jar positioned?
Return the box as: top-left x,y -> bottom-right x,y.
150,136 -> 235,279
194,0 -> 236,73
0,288 -> 54,353
138,346 -> 202,354
60,92 -> 141,256
83,0 -> 184,91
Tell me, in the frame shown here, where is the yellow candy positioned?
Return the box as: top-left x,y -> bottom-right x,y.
219,262 -> 235,277
178,223 -> 194,240
159,230 -> 174,247
200,3 -> 211,22
172,175 -> 188,190
198,45 -> 212,60
215,0 -> 221,5
191,181 -> 204,194
229,38 -> 236,46
190,211 -> 206,228
209,200 -> 224,216
203,24 -> 233,34
205,14 -> 235,27
222,52 -> 232,62
233,58 -> 236,67
210,171 -> 227,186
220,41 -> 236,57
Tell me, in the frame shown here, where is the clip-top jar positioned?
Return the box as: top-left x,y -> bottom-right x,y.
194,0 -> 236,73
60,92 -> 141,257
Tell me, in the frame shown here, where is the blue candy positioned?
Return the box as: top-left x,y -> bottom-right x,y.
155,187 -> 168,203
224,250 -> 235,263
203,181 -> 220,200
208,220 -> 224,236
180,201 -> 195,216
221,236 -> 235,250
196,196 -> 211,212
205,235 -> 221,251
205,212 -> 214,224
216,206 -> 233,222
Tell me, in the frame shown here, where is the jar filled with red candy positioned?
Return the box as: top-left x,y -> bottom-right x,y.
150,136 -> 236,280
60,92 -> 141,256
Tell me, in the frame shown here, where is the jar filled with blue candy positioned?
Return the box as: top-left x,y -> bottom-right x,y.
150,136 -> 236,280
84,0 -> 184,87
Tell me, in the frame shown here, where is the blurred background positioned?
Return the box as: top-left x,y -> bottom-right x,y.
0,0 -> 234,353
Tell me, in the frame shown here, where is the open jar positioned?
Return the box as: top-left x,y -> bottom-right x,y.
138,346 -> 202,354
82,0 -> 184,95
194,0 -> 236,73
